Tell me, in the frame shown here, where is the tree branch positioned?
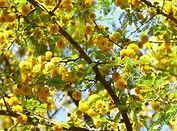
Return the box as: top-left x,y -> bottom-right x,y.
26,0 -> 133,130
141,0 -> 177,24
0,110 -> 89,130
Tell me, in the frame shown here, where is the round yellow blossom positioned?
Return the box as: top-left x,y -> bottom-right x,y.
19,61 -> 31,70
141,35 -> 149,44
21,4 -> 31,16
87,109 -> 97,116
5,13 -> 16,22
120,48 -> 135,58
114,78 -> 127,90
50,57 -> 61,64
99,107 -> 107,115
43,62 -> 54,73
8,96 -> 20,106
12,105 -> 23,113
89,12 -> 96,20
44,0 -> 54,6
95,100 -> 103,109
45,51 -> 53,61
0,14 -> 6,23
150,101 -> 161,111
37,86 -> 50,96
137,12 -> 144,21
0,0 -> 6,6
93,118 -> 102,128
17,114 -> 27,124
49,24 -> 59,34
127,43 -> 139,53
115,0 -> 127,8
78,101 -> 89,112
103,89 -> 109,97
18,85 -> 31,96
55,38 -> 65,48
0,33 -> 6,43
65,3 -> 73,12
131,0 -> 139,8
72,91 -> 82,101
85,0 -> 93,6
112,72 -> 121,81
52,123 -> 63,131
85,24 -> 93,35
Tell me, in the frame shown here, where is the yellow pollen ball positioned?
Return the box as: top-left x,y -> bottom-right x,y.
45,51 -> 53,61
17,114 -> 27,124
0,0 -> 6,6
21,4 -> 31,16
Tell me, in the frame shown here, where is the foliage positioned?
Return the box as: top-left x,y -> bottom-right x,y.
0,0 -> 177,130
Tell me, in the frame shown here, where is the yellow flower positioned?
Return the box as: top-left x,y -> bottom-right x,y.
0,33 -> 6,43
0,0 -> 6,6
17,114 -> 27,124
52,123 -> 63,131
85,25 -> 93,35
112,72 -> 121,81
12,105 -> 23,113
8,96 -> 20,106
150,101 -> 161,111
85,0 -> 93,6
18,85 -> 31,96
50,57 -> 61,64
87,109 -> 97,116
131,0 -> 139,8
137,12 -> 144,21
21,4 -> 31,16
114,78 -> 127,90
49,24 -> 59,34
120,48 -> 135,58
55,38 -> 65,48
89,12 -> 96,20
127,43 -> 139,53
141,35 -> 149,44
71,91 -> 82,101
45,51 -> 53,61
19,61 -> 31,70
0,14 -> 6,23
5,13 -> 16,22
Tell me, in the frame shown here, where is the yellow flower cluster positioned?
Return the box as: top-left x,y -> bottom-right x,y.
94,35 -> 113,52
17,114 -> 27,124
0,94 -> 23,113
77,91 -> 115,120
120,43 -> 139,58
36,86 -> 50,103
0,13 -> 16,23
71,91 -> 82,101
52,123 -> 63,131
21,4 -> 31,16
112,72 -> 127,90
60,0 -> 73,12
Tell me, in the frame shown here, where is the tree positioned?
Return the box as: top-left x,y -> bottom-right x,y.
0,0 -> 177,130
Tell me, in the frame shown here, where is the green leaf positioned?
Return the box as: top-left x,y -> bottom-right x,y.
45,76 -> 65,88
14,0 -> 26,3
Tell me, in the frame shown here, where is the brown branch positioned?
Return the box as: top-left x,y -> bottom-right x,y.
2,96 -> 10,111
26,0 -> 133,130
0,110 -> 89,130
141,0 -> 177,24
51,0 -> 62,14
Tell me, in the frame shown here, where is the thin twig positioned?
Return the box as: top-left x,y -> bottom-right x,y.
8,122 -> 18,131
51,0 -> 62,14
